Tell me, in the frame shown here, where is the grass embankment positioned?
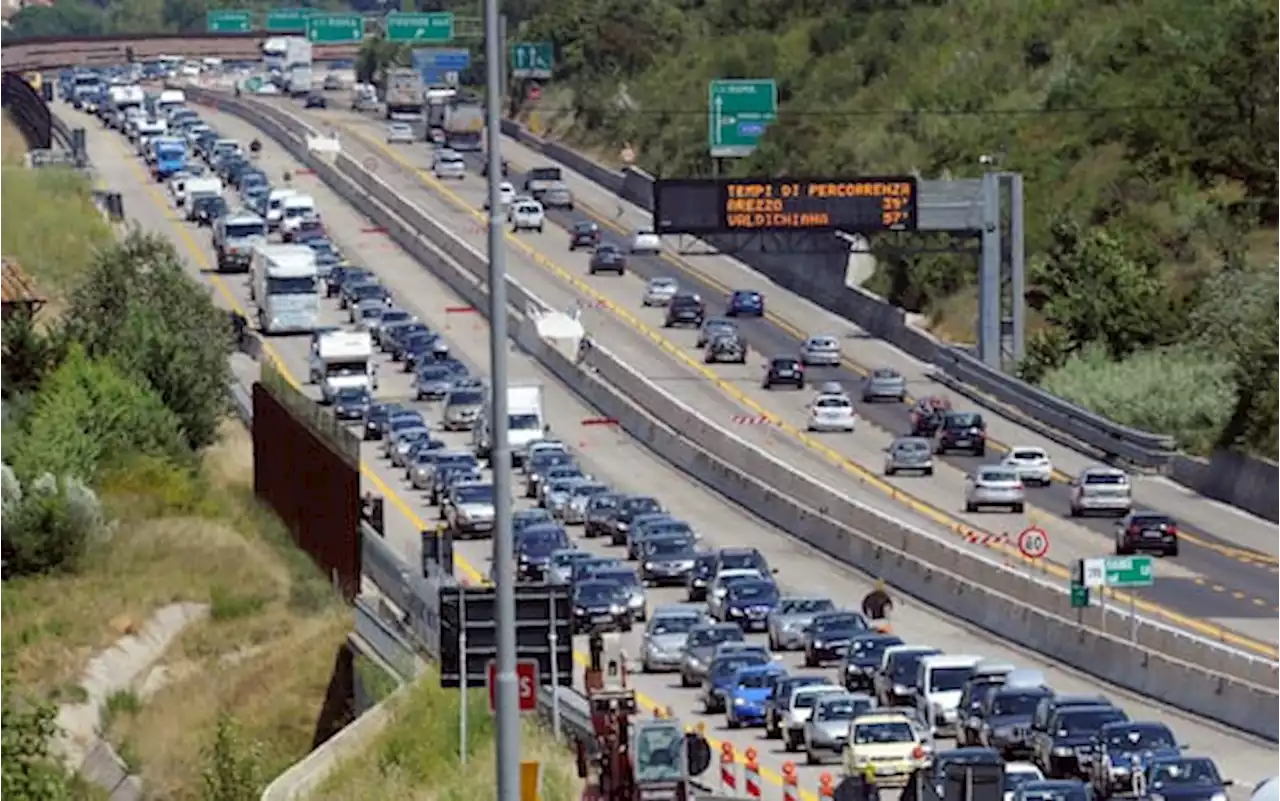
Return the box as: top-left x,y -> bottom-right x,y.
1,129 -> 355,798
317,677 -> 583,801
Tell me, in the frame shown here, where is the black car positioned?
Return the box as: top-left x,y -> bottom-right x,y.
328,265 -> 367,298
363,402 -> 403,441
705,333 -> 747,364
929,748 -> 1005,798
385,322 -> 430,357
763,356 -> 806,390
803,611 -> 869,666
345,281 -> 391,313
481,157 -> 509,177
664,293 -> 705,328
1115,512 -> 1179,557
305,93 -> 327,109
331,386 -> 371,421
583,492 -> 623,539
568,221 -> 601,251
1033,704 -> 1128,779
639,533 -> 699,586
337,272 -> 377,307
978,684 -> 1053,758
191,194 -> 228,226
935,411 -> 987,456
588,243 -> 627,275
515,523 -> 571,581
572,579 -> 632,634
398,332 -> 439,369
607,495 -> 664,546
685,551 -> 717,602
838,632 -> 904,693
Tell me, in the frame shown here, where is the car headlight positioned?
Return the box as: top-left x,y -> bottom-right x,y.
1209,793 -> 1226,801
1052,746 -> 1074,756
643,562 -> 654,571
609,604 -> 624,615
813,640 -> 825,649
893,683 -> 909,695
734,697 -> 746,706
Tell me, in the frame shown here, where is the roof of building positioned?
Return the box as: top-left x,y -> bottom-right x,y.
1,258 -> 45,306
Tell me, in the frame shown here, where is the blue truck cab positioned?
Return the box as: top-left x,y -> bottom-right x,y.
152,138 -> 188,181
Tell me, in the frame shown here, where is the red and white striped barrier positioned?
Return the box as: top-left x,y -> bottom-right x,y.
731,414 -> 771,425
963,530 -> 1009,548
782,761 -> 800,801
743,747 -> 762,798
719,743 -> 738,795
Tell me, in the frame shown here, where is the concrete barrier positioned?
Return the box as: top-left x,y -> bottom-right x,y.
1170,451 -> 1279,524
192,89 -> 1278,740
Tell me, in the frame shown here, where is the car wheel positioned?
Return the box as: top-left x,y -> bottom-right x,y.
976,447 -> 986,457
1167,545 -> 1179,557
885,466 -> 896,476
924,467 -> 934,476
806,747 -> 818,765
680,673 -> 693,688
1069,505 -> 1080,517
784,731 -> 799,752
726,717 -> 740,730
1013,503 -> 1025,513
1115,542 -> 1129,556
965,502 -> 977,513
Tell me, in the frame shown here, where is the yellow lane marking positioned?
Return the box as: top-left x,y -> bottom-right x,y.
336,123 -> 1280,661
126,132 -> 822,799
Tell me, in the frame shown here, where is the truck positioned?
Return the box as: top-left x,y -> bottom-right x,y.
522,166 -> 563,200
383,68 -> 424,120
309,329 -> 376,402
425,88 -> 456,132
213,212 -> 267,273
443,102 -> 484,152
250,244 -> 320,334
473,384 -> 546,463
351,83 -> 379,112
287,65 -> 313,98
107,85 -> 144,114
151,136 -> 188,181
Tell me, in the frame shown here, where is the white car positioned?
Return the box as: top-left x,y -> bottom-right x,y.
642,277 -> 679,306
1003,763 -> 1046,801
807,394 -> 857,432
385,122 -> 415,144
800,335 -> 842,367
484,181 -> 516,210
631,228 -> 662,254
432,152 -> 467,180
509,200 -> 545,233
1001,446 -> 1054,487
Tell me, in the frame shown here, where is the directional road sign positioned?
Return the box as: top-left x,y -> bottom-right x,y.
411,48 -> 471,86
488,659 -> 538,713
510,42 -> 553,80
266,8 -> 312,32
708,79 -> 777,158
206,9 -> 252,33
306,13 -> 365,44
385,11 -> 453,44
1103,555 -> 1154,588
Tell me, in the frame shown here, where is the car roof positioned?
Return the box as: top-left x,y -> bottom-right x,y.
852,712 -> 916,725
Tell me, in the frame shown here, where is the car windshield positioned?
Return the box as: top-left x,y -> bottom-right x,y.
1149,760 -> 1220,787
896,439 -> 930,453
1061,710 -> 1125,735
551,550 -> 590,567
930,666 -> 974,692
817,697 -> 869,721
1084,473 -> 1127,486
794,690 -> 839,709
1012,449 -> 1046,461
650,615 -> 700,635
622,497 -> 662,515
648,537 -> 695,557
992,693 -> 1043,717
816,397 -> 851,409
520,527 -> 569,549
981,469 -> 1019,483
1106,727 -> 1174,750
779,598 -> 835,615
729,582 -> 778,603
773,358 -> 800,368
572,484 -> 609,499
815,614 -> 865,633
449,391 -> 484,406
719,551 -> 764,571
872,369 -> 899,379
596,570 -> 638,589
948,413 -> 983,427
650,278 -> 676,289
381,310 -> 411,324
1021,787 -> 1089,801
1005,771 -> 1043,792
455,485 -> 493,504
891,651 -> 937,682
737,671 -> 777,689
689,627 -> 742,648
712,655 -> 767,679
854,721 -> 915,744
577,583 -> 621,605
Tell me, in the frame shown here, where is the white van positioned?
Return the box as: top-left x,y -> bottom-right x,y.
474,384 -> 546,463
264,188 -> 299,231
915,654 -> 983,737
178,176 -> 222,209
279,194 -> 317,240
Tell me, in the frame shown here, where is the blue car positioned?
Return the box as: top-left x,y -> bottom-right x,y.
1137,757 -> 1231,801
726,663 -> 787,728
726,289 -> 765,317
701,649 -> 771,714
1089,721 -> 1182,796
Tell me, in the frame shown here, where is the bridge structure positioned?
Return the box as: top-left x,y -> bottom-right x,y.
1,32 -> 362,73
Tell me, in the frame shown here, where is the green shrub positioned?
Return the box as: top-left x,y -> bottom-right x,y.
200,713 -> 266,801
1039,344 -> 1235,454
1,665 -> 72,801
2,468 -> 106,577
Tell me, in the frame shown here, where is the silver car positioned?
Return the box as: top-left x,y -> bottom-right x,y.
800,335 -> 842,367
680,623 -> 746,687
782,684 -> 846,752
387,426 -> 431,466
408,450 -> 443,490
861,367 -> 907,403
520,438 -> 569,474
641,605 -> 706,673
642,277 -> 679,307
445,481 -> 497,537
544,477 -> 586,520
964,466 -> 1026,513
805,693 -> 874,764
432,151 -> 467,180
442,386 -> 484,431
767,596 -> 837,651
538,466 -> 585,506
564,481 -> 610,525
541,182 -> 574,209
593,566 -> 647,621
547,549 -> 594,584
386,121 -> 415,144
1069,466 -> 1132,517
884,437 -> 935,476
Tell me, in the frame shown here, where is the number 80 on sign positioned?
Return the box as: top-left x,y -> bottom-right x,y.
1018,526 -> 1049,559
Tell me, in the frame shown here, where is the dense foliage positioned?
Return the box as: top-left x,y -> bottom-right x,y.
2,0 -> 360,40
1,666 -> 71,801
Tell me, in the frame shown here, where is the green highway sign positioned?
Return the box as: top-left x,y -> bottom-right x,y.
266,8 -> 312,32
306,13 -> 365,44
510,42 -> 553,80
385,11 -> 453,43
708,78 -> 777,158
1103,555 -> 1154,588
206,9 -> 252,33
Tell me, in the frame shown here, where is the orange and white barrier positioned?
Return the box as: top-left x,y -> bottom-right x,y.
719,743 -> 738,795
782,761 -> 800,801
743,747 -> 761,799
818,772 -> 836,798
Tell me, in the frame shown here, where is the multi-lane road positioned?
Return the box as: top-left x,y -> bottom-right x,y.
260,94 -> 1278,652
68,100 -> 1278,797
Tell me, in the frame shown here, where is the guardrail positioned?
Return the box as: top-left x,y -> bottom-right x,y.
483,120 -> 1182,468
191,87 -> 1279,741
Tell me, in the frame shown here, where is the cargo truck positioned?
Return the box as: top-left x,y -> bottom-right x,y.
250,244 -> 320,334
443,102 -> 484,152
383,68 -> 425,120
214,212 -> 267,273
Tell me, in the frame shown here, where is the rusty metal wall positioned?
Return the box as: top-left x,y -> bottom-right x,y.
252,381 -> 360,601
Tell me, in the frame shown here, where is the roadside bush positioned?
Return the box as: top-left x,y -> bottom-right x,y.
1,470 -> 106,578
200,713 -> 266,801
1,666 -> 71,801
1,309 -> 70,401
1039,345 -> 1234,454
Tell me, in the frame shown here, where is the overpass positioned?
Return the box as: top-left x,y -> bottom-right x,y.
1,32 -> 362,73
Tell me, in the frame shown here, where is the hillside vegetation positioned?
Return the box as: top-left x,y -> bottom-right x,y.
508,0 -> 1277,458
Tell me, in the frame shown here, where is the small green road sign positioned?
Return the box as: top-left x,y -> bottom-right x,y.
1103,555 -> 1155,588
385,11 -> 453,43
1070,583 -> 1090,609
306,13 -> 365,44
266,8 -> 312,32
510,42 -> 553,80
206,9 -> 252,33
708,78 -> 778,158
243,76 -> 263,93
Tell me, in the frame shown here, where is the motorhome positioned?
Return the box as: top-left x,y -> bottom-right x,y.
309,329 -> 376,402
156,88 -> 186,115
214,212 -> 267,272
473,385 -> 546,463
176,175 -> 222,209
264,188 -> 299,231
133,118 -> 167,151
250,244 -> 320,334
279,194 -> 318,241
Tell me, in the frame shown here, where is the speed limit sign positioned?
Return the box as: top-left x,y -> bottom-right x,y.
1018,526 -> 1050,559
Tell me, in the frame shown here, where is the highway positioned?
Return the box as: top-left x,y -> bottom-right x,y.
272,96 -> 1278,650
70,102 -> 1279,796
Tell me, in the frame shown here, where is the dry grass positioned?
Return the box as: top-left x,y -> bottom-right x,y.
316,676 -> 584,801
3,112 -> 30,164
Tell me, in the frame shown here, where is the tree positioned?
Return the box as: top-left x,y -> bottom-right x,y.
1,310 -> 68,401
200,714 -> 265,801
1,666 -> 72,801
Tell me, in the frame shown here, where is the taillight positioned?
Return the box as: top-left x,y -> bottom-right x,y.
1129,525 -> 1141,534
1166,525 -> 1177,534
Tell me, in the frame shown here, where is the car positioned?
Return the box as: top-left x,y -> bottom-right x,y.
764,675 -> 829,739
781,684 -> 846,752
805,693 -> 875,765
862,367 -> 908,403
362,402 -> 402,441
842,712 -> 930,786
803,611 -> 870,667
799,335 -> 842,367
491,181 -> 516,209
1002,446 -> 1054,487
685,552 -> 717,602
763,356 -> 806,390
509,199 -> 545,232
547,549 -> 594,585
679,622 -> 745,687
885,436 -> 935,476
1115,511 -> 1179,556
726,289 -> 765,317
588,243 -> 627,275
433,150 -> 467,180
767,596 -> 837,652
568,221 -> 601,250
695,318 -> 737,348
323,73 -> 344,91
910,395 -> 953,437
936,411 -> 988,455
718,577 -> 780,631
513,507 -> 556,536
979,683 -> 1054,759
562,481 -> 611,525
626,514 -> 690,560
838,632 -> 904,693
706,569 -> 767,620
538,466 -> 586,507
593,565 -> 648,621
725,663 -> 788,729
1137,757 -> 1232,801
631,228 -> 662,254
385,121 -> 415,144
642,277 -> 679,306
874,644 -> 941,707
1032,704 -> 1128,779
705,333 -> 748,364
190,194 -> 228,227
441,385 -> 485,431
444,480 -> 497,539
1088,721 -> 1181,797
965,466 -> 1026,513
304,93 -> 327,109
1004,764 -> 1049,801
572,579 -> 632,634
513,522 -> 571,580
538,181 -> 574,210
583,493 -> 623,539
1013,780 -> 1093,801
1069,466 -> 1133,517
702,650 -> 772,714
807,393 -> 857,432
641,605 -> 706,673
639,534 -> 699,586
664,293 -> 705,328
929,748 -> 1007,797
606,494 -> 664,546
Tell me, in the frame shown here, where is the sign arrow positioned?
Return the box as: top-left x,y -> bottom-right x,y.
712,94 -> 723,146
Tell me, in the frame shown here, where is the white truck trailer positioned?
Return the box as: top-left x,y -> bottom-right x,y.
250,244 -> 320,334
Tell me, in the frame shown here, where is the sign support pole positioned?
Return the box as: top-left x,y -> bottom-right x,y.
1128,593 -> 1136,641
549,593 -> 560,740
459,595 -> 469,764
